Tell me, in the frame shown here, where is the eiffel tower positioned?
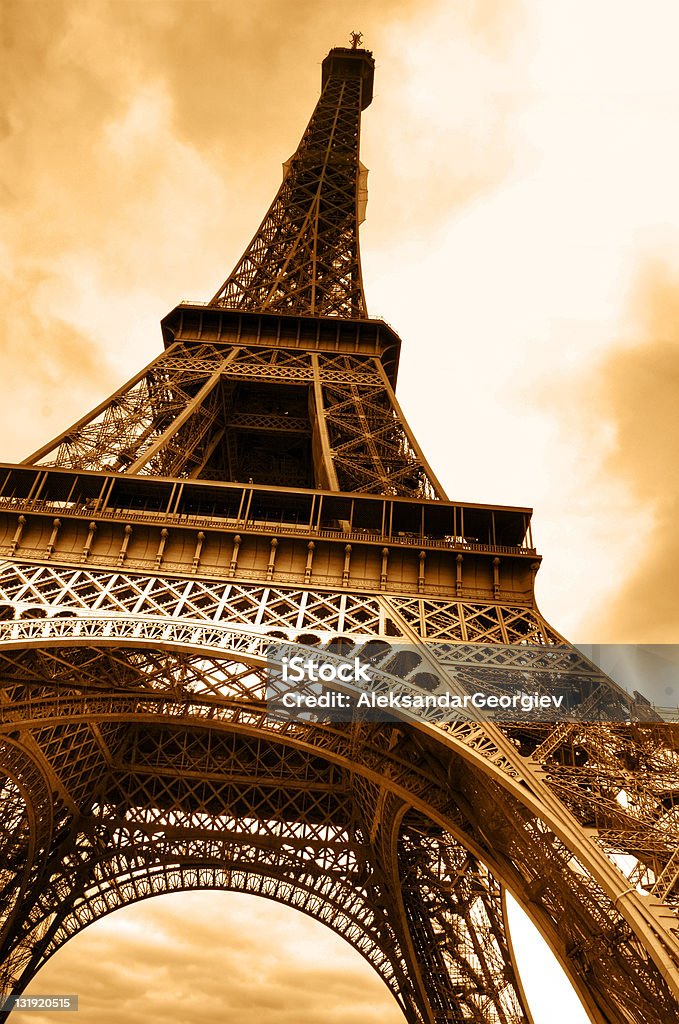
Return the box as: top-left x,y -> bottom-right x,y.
1,39 -> 678,1024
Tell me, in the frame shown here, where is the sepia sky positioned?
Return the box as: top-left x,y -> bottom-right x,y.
3,1 -> 679,1022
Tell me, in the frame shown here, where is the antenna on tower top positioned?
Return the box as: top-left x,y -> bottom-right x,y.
350,30 -> 363,49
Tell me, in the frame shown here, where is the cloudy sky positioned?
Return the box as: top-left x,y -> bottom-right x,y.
3,0 -> 679,1021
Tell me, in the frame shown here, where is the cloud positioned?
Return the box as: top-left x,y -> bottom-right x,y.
0,264 -> 112,461
583,264 -> 679,642
25,891 -> 404,1024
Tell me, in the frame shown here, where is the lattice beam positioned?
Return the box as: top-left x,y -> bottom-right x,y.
210,48 -> 374,317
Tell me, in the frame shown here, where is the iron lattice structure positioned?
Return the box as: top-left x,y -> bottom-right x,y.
1,43 -> 679,1024
210,47 -> 371,317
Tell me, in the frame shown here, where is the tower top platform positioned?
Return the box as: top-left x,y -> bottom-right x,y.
322,47 -> 374,108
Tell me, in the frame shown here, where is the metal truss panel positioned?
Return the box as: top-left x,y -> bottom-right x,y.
210,51 -> 374,318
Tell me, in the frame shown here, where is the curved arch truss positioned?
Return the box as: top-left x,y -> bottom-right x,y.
0,609 -> 678,1023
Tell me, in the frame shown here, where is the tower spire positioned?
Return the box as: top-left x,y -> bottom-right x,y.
210,45 -> 374,318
